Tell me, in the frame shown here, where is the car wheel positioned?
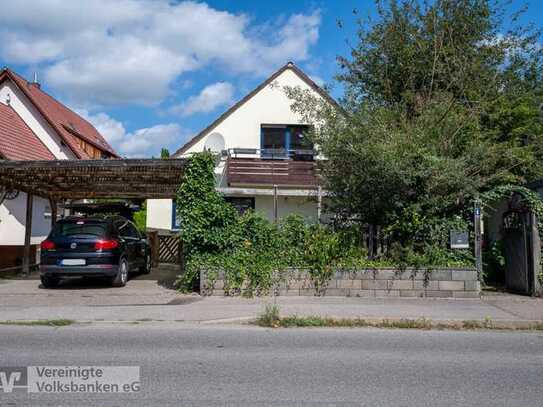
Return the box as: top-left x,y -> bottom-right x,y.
140,253 -> 152,274
112,259 -> 128,287
40,275 -> 60,289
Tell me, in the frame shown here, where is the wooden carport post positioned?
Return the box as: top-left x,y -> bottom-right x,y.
49,198 -> 57,227
22,193 -> 33,275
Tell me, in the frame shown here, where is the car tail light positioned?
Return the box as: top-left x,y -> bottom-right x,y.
40,240 -> 55,250
95,240 -> 119,251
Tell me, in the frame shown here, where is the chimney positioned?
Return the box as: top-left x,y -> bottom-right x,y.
31,71 -> 40,89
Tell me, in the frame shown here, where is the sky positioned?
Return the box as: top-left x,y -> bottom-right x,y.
0,0 -> 541,158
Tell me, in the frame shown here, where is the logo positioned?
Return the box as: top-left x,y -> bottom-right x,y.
70,242 -> 77,249
0,367 -> 27,393
0,366 -> 140,394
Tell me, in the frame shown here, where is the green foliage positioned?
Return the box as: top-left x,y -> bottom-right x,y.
482,240 -> 506,285
285,0 -> 543,263
256,304 -> 281,327
176,152 -> 474,295
133,201 -> 147,233
176,151 -> 238,258
301,224 -> 342,295
160,148 -> 170,158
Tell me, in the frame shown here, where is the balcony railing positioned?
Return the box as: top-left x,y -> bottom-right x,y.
225,148 -> 319,188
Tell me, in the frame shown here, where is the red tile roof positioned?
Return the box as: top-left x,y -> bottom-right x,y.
0,68 -> 119,159
0,102 -> 55,160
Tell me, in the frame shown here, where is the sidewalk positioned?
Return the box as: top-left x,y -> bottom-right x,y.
0,278 -> 541,325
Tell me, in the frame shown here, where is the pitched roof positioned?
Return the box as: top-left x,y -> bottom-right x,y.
173,62 -> 341,156
0,68 -> 119,159
0,102 -> 55,160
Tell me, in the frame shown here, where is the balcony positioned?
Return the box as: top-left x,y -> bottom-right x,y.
225,149 -> 319,188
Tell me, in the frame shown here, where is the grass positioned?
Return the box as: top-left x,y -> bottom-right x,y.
264,316 -> 434,329
256,303 -> 281,327
255,306 -> 543,331
0,319 -> 75,327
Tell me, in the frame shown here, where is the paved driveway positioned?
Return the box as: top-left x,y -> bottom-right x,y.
0,264 -> 187,307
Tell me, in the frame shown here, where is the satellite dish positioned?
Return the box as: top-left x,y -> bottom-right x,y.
204,132 -> 225,153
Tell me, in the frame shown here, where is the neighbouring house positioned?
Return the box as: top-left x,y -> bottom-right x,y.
146,61 -> 338,234
0,68 -> 118,270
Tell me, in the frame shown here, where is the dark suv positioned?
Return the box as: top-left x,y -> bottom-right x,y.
40,216 -> 151,288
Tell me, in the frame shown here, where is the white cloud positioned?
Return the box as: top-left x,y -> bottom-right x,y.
169,82 -> 234,117
0,1 -> 321,107
81,111 -> 185,157
118,124 -> 182,157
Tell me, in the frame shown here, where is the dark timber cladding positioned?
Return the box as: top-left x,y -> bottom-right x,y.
0,158 -> 187,200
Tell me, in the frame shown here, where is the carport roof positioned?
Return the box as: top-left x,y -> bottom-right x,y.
0,158 -> 186,200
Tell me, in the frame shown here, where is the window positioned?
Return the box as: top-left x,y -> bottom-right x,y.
260,124 -> 313,160
117,221 -> 140,239
172,202 -> 181,230
289,125 -> 314,161
225,197 -> 255,215
52,221 -> 107,238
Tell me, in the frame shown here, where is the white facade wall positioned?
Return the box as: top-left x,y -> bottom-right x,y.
0,193 -> 52,245
0,83 -> 75,159
146,199 -> 174,231
0,81 -> 74,247
147,67 -> 326,228
254,196 -> 318,222
178,69 -> 317,155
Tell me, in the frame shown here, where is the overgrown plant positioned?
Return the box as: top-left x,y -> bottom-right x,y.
285,0 -> 543,261
176,153 -> 474,296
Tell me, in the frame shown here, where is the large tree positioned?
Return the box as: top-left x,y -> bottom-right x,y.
286,0 -> 543,255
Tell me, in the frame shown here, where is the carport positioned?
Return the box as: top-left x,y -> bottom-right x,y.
0,158 -> 186,274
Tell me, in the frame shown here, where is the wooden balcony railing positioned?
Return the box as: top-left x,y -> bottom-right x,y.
225,149 -> 319,188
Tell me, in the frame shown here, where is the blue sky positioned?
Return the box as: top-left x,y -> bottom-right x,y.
0,0 -> 540,157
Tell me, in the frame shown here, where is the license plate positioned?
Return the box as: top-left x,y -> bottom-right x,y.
60,259 -> 86,266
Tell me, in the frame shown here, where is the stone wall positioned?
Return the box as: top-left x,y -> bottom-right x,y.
200,268 -> 480,298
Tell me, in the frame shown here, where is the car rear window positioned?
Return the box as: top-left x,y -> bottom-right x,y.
51,220 -> 108,238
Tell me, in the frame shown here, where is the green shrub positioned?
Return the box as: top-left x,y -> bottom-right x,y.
176,152 -> 475,295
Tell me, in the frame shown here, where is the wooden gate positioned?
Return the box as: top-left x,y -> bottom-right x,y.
158,235 -> 181,264
502,196 -> 541,296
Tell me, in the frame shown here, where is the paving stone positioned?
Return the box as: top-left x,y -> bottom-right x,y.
426,290 -> 453,298
324,288 -> 349,296
452,270 -> 478,281
213,280 -> 224,290
337,280 -> 360,289
428,270 -> 452,281
464,280 -> 481,291
414,280 -> 439,290
361,280 -> 388,290
399,290 -> 425,298
388,280 -> 414,290
453,291 -> 480,298
439,281 -> 465,291
374,270 -> 396,280
349,289 -> 375,297
374,289 -> 400,297
359,270 -> 378,280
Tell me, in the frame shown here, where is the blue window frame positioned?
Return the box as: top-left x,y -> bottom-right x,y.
171,201 -> 181,230
260,124 -> 313,160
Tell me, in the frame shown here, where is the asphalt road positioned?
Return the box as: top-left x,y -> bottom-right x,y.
0,324 -> 542,407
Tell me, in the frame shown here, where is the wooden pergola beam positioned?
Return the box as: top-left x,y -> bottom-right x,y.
0,158 -> 187,274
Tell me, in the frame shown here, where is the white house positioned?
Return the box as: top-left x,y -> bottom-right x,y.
0,68 -> 117,270
147,62 -> 337,233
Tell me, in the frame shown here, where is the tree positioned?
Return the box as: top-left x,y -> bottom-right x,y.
286,0 -> 543,257
160,148 -> 170,158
